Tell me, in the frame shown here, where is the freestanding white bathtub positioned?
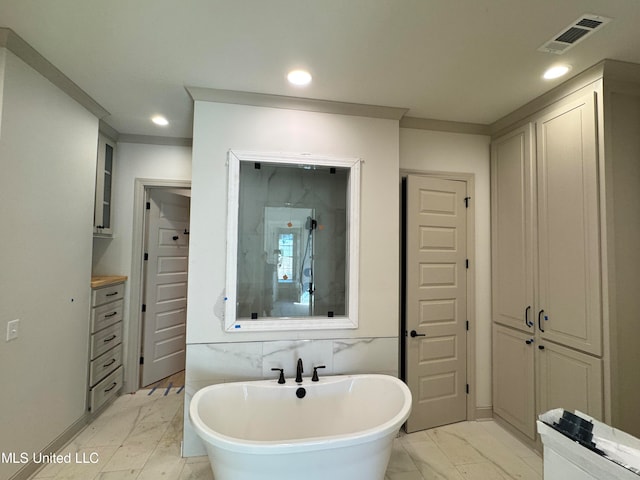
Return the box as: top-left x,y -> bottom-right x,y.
189,374 -> 412,480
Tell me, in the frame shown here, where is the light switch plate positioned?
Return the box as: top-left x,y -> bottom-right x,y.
6,319 -> 19,341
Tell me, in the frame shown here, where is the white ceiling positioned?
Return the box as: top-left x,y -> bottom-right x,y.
1,0 -> 639,139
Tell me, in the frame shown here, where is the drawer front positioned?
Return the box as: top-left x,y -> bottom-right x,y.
92,283 -> 125,307
90,321 -> 122,360
91,299 -> 124,333
89,343 -> 123,387
89,365 -> 123,412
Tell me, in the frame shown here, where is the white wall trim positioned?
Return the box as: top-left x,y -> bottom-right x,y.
8,415 -> 88,480
186,86 -> 408,120
0,27 -> 109,119
125,178 -> 192,393
475,406 -> 494,420
400,116 -> 490,136
119,134 -> 192,147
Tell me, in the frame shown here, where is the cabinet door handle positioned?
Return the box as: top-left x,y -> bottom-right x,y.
104,311 -> 117,318
103,334 -> 117,343
538,345 -> 545,350
106,291 -> 118,297
525,306 -> 532,327
103,358 -> 117,368
104,382 -> 118,393
538,309 -> 545,332
525,338 -> 534,345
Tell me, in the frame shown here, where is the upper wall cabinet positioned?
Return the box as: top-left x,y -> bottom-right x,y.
94,133 -> 116,236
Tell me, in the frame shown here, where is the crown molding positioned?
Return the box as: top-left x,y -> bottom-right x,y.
489,60 -> 609,136
400,116 -> 490,135
186,86 -> 409,121
0,27 -> 110,119
118,134 -> 192,147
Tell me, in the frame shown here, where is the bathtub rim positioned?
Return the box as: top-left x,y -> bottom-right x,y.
188,373 -> 412,455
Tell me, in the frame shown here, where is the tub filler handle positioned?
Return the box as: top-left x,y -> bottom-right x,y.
311,365 -> 326,382
271,368 -> 286,384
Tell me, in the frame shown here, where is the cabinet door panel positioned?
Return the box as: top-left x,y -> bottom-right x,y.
537,341 -> 603,420
493,324 -> 536,439
491,124 -> 535,333
536,93 -> 602,355
94,133 -> 115,235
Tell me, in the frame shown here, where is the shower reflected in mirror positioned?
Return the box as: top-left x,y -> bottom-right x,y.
225,151 -> 360,332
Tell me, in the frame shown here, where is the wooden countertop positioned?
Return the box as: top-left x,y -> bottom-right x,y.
91,275 -> 128,289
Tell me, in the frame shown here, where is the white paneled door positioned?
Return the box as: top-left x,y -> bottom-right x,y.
405,175 -> 468,433
142,189 -> 190,387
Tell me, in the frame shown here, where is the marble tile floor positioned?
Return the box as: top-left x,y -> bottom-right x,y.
30,389 -> 542,480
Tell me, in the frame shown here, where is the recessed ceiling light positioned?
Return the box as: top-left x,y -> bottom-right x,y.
543,65 -> 571,80
151,115 -> 169,126
287,70 -> 312,86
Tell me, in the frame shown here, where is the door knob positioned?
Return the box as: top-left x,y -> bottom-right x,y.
410,330 -> 426,338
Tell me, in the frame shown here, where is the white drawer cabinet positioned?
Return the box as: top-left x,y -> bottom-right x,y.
89,277 -> 126,412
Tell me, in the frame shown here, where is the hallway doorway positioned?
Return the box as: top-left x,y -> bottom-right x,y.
140,187 -> 190,387
124,178 -> 191,394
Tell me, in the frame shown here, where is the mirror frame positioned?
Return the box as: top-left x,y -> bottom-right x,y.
225,150 -> 360,332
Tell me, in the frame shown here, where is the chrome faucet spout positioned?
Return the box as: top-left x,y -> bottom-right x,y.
296,358 -> 303,383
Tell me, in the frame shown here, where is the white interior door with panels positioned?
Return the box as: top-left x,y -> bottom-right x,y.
405,175 -> 468,433
141,189 -> 190,387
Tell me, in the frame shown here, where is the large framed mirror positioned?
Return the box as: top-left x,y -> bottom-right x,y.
225,150 -> 360,332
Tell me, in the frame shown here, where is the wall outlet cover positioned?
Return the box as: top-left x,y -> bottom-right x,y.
6,319 -> 19,341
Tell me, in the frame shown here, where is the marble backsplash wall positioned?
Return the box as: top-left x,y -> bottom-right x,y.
182,336 -> 399,456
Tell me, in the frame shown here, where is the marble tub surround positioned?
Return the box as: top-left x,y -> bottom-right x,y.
28,388 -> 541,480
186,337 -> 398,387
182,337 -> 398,456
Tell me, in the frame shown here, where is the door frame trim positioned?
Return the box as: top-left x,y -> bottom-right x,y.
400,169 -> 477,422
124,178 -> 191,393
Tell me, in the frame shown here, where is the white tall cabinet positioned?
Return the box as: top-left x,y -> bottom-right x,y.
491,60 -> 640,442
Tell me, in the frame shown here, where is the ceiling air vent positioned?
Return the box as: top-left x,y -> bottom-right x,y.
538,14 -> 611,54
